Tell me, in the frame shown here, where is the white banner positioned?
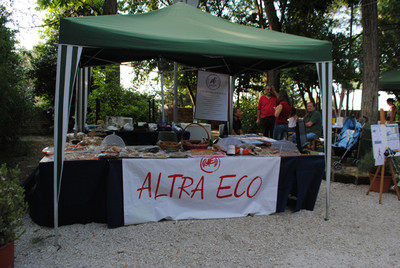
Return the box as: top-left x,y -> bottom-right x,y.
123,156 -> 281,225
195,71 -> 229,121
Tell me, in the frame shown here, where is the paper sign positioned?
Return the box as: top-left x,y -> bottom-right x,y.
386,124 -> 400,152
195,71 -> 229,121
370,124 -> 400,166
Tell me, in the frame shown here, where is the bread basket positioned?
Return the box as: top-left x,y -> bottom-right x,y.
157,140 -> 181,152
180,123 -> 210,150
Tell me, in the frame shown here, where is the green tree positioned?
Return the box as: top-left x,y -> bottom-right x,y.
87,67 -> 152,123
29,36 -> 58,111
378,0 -> 400,70
0,6 -> 32,144
238,91 -> 261,134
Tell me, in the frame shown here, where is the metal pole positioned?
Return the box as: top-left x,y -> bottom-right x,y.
54,180 -> 59,246
148,99 -> 151,122
174,62 -> 178,123
161,71 -> 165,122
228,75 -> 235,134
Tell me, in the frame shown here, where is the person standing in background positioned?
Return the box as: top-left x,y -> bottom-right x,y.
273,90 -> 292,140
256,85 -> 278,138
386,98 -> 397,123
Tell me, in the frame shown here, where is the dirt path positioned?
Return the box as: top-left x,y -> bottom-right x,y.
1,135 -> 54,183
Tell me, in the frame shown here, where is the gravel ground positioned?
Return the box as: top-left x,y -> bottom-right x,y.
14,180 -> 400,267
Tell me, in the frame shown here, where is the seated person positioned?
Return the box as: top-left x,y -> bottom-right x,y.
223,107 -> 244,135
292,102 -> 322,144
287,107 -> 298,132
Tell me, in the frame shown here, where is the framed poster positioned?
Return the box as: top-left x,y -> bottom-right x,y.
195,71 -> 229,121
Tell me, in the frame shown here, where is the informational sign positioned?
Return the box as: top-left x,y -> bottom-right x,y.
195,71 -> 229,121
122,157 -> 280,225
371,124 -> 400,166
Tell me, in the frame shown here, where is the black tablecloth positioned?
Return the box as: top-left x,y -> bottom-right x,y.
28,156 -> 324,228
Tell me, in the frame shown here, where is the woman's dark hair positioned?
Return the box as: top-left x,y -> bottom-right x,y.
278,89 -> 290,104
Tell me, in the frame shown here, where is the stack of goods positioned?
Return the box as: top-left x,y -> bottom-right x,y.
43,132 -> 300,161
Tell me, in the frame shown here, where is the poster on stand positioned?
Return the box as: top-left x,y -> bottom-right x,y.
195,71 -> 229,121
385,124 -> 400,152
371,124 -> 400,166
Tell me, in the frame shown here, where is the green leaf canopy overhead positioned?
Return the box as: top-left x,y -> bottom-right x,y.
379,69 -> 400,91
59,2 -> 332,74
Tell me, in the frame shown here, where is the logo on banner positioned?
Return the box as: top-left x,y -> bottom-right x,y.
206,74 -> 221,90
200,157 -> 221,173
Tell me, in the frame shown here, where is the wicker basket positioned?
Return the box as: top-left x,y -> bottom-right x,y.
157,140 -> 181,152
181,123 -> 210,150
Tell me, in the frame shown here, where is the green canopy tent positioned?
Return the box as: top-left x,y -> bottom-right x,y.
379,68 -> 400,91
54,2 -> 333,244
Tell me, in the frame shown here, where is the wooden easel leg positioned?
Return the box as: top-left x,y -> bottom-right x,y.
379,162 -> 385,204
367,165 -> 381,195
388,158 -> 400,200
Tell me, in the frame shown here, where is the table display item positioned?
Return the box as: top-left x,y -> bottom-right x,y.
187,149 -> 225,158
181,123 -> 210,150
101,134 -> 126,147
169,151 -> 188,158
157,140 -> 181,152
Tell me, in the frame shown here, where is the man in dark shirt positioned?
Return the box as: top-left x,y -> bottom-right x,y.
292,102 -> 322,143
223,107 -> 244,135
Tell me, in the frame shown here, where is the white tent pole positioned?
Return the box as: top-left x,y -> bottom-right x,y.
316,61 -> 333,221
82,67 -> 92,130
54,45 -> 82,246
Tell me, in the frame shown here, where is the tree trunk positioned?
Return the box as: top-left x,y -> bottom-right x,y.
103,0 -> 117,15
254,0 -> 265,29
263,0 -> 281,89
297,82 -> 307,109
361,0 -> 379,124
184,73 -> 196,106
263,0 -> 281,31
103,0 -> 120,82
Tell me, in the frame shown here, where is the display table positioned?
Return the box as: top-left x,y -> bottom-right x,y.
28,155 -> 324,228
105,130 -> 191,145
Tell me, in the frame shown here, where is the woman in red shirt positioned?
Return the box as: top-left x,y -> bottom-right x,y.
273,89 -> 292,140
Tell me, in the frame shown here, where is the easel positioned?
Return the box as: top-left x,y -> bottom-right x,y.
366,155 -> 400,203
366,109 -> 400,203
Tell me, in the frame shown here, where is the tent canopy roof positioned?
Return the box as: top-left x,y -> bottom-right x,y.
379,68 -> 400,91
59,3 -> 332,75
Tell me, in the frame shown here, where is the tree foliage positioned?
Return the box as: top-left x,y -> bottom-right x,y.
30,0 -> 400,128
238,91 -> 262,134
378,0 -> 400,71
87,67 -> 153,124
0,6 -> 32,144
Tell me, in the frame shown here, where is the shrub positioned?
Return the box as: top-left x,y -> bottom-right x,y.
0,164 -> 28,246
